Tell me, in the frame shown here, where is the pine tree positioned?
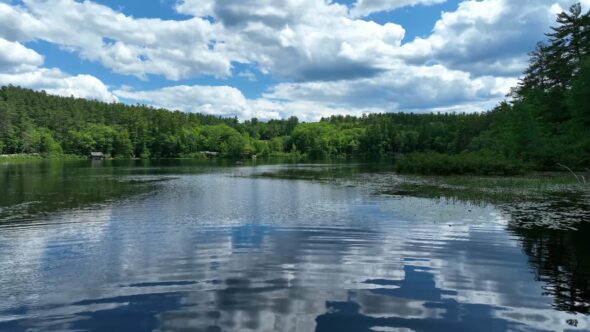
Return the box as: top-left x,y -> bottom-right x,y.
545,3 -> 590,87
516,42 -> 551,94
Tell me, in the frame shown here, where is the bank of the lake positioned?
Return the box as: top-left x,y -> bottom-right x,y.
2,151 -> 578,178
0,153 -> 87,162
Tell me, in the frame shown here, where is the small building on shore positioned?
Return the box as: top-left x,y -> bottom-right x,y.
89,152 -> 104,160
200,151 -> 219,158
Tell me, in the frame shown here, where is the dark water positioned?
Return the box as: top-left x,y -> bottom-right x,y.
0,160 -> 589,331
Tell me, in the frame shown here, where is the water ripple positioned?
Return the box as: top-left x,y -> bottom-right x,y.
0,164 -> 588,331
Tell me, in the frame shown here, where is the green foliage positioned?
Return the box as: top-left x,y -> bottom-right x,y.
66,124 -> 132,157
465,3 -> 590,172
568,59 -> 590,126
395,152 -> 527,176
22,127 -> 62,155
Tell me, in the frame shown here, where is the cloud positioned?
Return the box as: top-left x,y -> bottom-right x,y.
0,2 -> 43,41
3,0 -> 563,83
114,85 -> 279,120
2,0 -> 406,82
0,37 -> 117,102
176,0 -> 406,81
0,0 -> 582,119
399,0 -> 589,77
113,84 -> 382,121
265,63 -> 516,111
350,0 -> 447,18
0,67 -> 118,102
237,70 -> 257,81
113,61 -> 516,122
1,0 -> 229,80
175,0 -> 215,18
0,37 -> 44,72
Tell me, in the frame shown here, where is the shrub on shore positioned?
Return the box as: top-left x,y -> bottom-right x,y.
394,151 -> 527,176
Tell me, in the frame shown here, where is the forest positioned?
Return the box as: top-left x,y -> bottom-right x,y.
0,4 -> 589,174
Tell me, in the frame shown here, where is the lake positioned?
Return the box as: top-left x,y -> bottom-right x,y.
0,160 -> 589,331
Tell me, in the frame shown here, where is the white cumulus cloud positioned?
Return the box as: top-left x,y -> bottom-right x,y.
177,0 -> 406,81
0,37 -> 44,72
399,0 -> 590,77
1,0 -> 229,80
264,63 -> 517,112
0,0 -> 584,119
0,67 -> 117,102
350,0 -> 447,18
0,34 -> 117,102
114,85 -> 279,120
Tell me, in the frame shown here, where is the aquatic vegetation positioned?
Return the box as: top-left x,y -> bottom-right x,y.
394,151 -> 527,176
0,153 -> 85,163
252,164 -> 590,230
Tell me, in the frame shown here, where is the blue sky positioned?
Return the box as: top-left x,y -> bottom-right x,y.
0,0 -> 587,120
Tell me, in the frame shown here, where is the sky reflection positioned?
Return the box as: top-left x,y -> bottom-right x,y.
0,164 -> 588,331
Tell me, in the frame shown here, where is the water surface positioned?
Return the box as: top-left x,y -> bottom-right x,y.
0,160 -> 588,331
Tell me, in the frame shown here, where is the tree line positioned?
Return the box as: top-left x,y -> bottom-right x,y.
0,3 -> 588,170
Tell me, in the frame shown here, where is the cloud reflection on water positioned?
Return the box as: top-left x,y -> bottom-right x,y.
0,165 -> 588,331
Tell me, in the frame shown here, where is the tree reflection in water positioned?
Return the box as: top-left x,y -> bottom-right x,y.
511,222 -> 590,315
